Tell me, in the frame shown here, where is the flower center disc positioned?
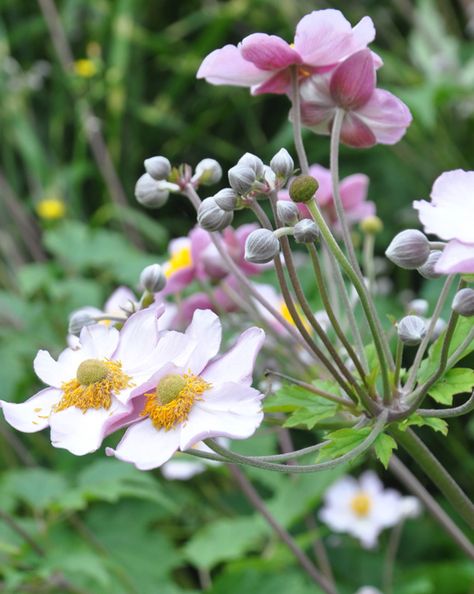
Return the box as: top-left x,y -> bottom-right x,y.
142,373 -> 211,431
56,359 -> 131,413
350,492 -> 372,518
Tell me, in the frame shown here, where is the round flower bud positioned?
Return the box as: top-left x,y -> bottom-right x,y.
194,158 -> 222,186
135,173 -> 169,208
144,156 -> 171,181
397,315 -> 427,346
276,200 -> 299,225
139,263 -> 166,293
214,187 -> 238,212
407,298 -> 429,317
245,229 -> 279,263
68,310 -> 96,335
452,288 -> 474,317
417,251 -> 443,279
385,229 -> 430,270
228,164 -> 256,195
431,318 -> 447,341
270,148 -> 294,179
360,215 -> 383,235
197,197 -> 233,231
294,219 -> 320,243
238,153 -> 264,178
289,175 -> 319,203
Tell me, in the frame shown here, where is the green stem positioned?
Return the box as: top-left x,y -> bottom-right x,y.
290,66 -> 309,175
394,341 -> 404,390
418,390 -> 474,418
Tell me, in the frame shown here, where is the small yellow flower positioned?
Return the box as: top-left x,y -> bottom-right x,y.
36,198 -> 66,221
73,59 -> 97,78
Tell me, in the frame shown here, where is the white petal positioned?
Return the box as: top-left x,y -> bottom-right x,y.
161,459 -> 206,480
79,324 -> 120,359
323,475 -> 358,506
0,388 -> 60,432
33,349 -> 84,388
113,307 -> 161,369
184,309 -> 222,373
359,470 -> 384,496
104,286 -> 136,315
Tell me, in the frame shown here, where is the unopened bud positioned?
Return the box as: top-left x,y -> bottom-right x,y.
360,215 -> 383,235
431,318 -> 447,341
228,164 -> 256,195
417,251 -> 443,279
452,288 -> 474,317
270,148 -> 294,179
385,230 -> 430,270
135,173 -> 169,208
68,310 -> 96,335
245,229 -> 279,263
407,298 -> 429,317
294,219 -> 320,243
197,197 -> 233,231
214,188 -> 238,212
289,175 -> 319,203
276,200 -> 299,225
397,315 -> 427,346
139,263 -> 166,293
144,156 -> 171,180
194,158 -> 222,186
238,153 -> 264,178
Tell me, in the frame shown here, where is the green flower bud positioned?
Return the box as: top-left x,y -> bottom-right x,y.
289,175 -> 319,203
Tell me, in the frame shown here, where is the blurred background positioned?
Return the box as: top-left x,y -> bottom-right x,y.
0,1 -> 474,592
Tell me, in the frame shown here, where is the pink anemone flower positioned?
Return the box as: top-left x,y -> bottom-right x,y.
413,170 -> 474,274
106,309 -> 265,470
197,9 -> 375,95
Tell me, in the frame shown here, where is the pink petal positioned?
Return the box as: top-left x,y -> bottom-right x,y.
104,286 -> 136,315
430,169 -> 474,207
79,324 -> 120,360
106,419 -> 181,470
355,88 -> 412,145
339,173 -> 370,210
330,50 -> 376,110
240,33 -> 301,70
340,113 -> 377,148
197,44 -> 271,87
0,388 -> 60,432
251,69 -> 292,95
113,307 -> 161,371
309,164 -> 333,206
202,327 -> 265,386
434,240 -> 474,274
184,309 -> 222,374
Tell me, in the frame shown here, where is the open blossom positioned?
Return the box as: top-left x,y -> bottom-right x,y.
413,170 -> 474,273
197,9 -> 375,95
0,307 -> 179,455
106,309 -> 265,470
299,50 -> 412,147
319,471 -> 421,548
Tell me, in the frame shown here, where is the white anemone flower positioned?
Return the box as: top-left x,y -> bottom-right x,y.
355,588 -> 383,594
161,438 -> 229,480
106,309 -> 265,470
0,306 -> 187,455
319,471 -> 421,548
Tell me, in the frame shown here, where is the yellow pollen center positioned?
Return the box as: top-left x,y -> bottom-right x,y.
164,246 -> 192,278
350,492 -> 372,518
56,359 -> 132,413
279,301 -> 312,332
142,373 -> 211,431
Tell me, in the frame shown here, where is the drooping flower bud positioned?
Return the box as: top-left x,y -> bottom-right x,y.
197,197 -> 233,231
68,310 -> 96,336
452,288 -> 474,317
294,219 -> 320,243
135,174 -> 170,208
139,263 -> 166,293
385,230 -> 430,270
360,215 -> 383,235
214,187 -> 238,212
193,158 -> 222,186
238,153 -> 264,178
270,148 -> 294,180
397,315 -> 427,346
144,156 -> 171,181
245,229 -> 279,263
417,251 -> 443,279
276,200 -> 299,225
228,164 -> 256,195
289,175 -> 319,203
407,298 -> 429,317
329,49 -> 376,111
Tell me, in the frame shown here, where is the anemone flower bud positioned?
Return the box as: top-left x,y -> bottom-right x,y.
417,251 -> 443,280
270,148 -> 294,180
238,153 -> 264,178
276,200 -> 299,225
228,164 -> 256,195
194,158 -> 222,186
139,263 -> 166,293
197,197 -> 233,231
431,318 -> 447,341
397,315 -> 427,346
214,187 -> 238,212
407,298 -> 429,317
360,215 -> 383,235
385,230 -> 430,270
135,173 -> 170,208
329,49 -> 376,111
144,156 -> 171,181
452,288 -> 474,317
289,175 -> 319,203
294,219 -> 320,243
68,310 -> 96,336
245,229 -> 279,263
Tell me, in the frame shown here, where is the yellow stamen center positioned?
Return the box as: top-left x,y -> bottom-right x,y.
142,373 -> 211,431
163,246 -> 192,278
350,492 -> 372,518
279,301 -> 312,333
56,359 -> 131,413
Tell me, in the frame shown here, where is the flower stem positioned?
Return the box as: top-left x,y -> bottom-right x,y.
290,66 -> 309,175
418,390 -> 474,418
394,340 -> 404,390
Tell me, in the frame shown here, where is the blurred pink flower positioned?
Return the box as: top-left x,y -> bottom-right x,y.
414,169 -> 474,274
197,9 -> 375,95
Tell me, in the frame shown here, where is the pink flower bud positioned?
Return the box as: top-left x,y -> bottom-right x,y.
329,49 -> 376,110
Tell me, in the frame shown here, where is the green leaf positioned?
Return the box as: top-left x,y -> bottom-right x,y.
373,433 -> 398,469
316,426 -> 371,463
398,414 -> 449,435
1,468 -> 69,512
428,368 -> 474,405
